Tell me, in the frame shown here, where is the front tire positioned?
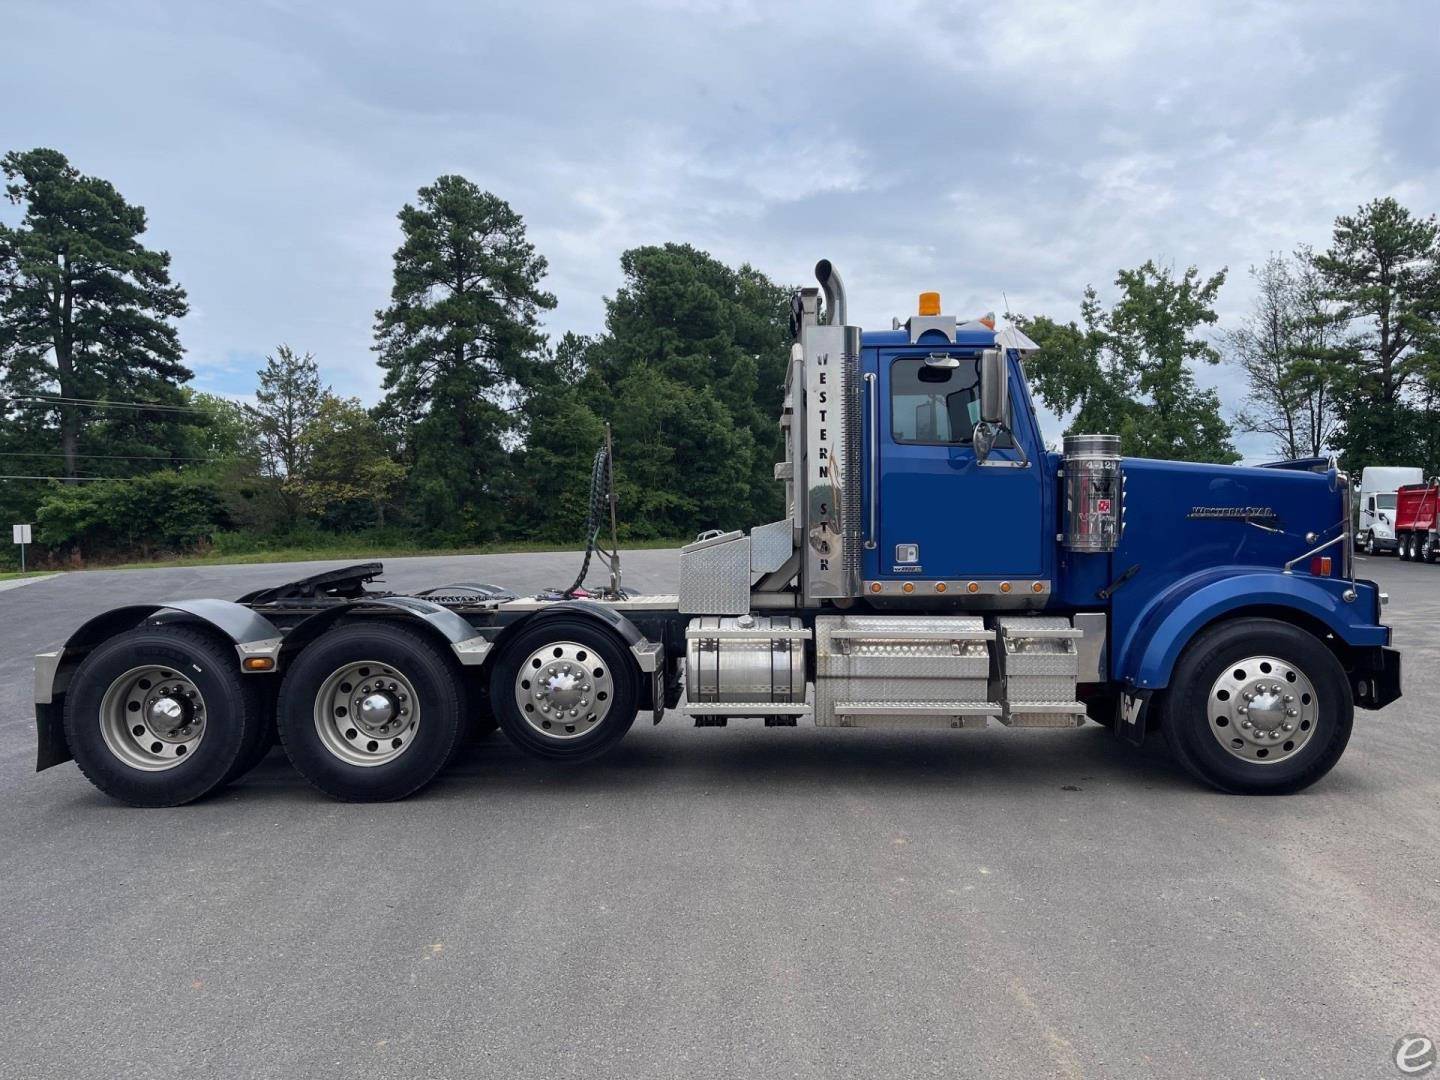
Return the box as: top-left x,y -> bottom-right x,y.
1159,618 -> 1352,794
277,622 -> 466,801
1364,532 -> 1377,556
63,626 -> 268,807
490,617 -> 639,762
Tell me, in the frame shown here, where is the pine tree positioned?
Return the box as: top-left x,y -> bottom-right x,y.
249,345 -> 322,481
374,176 -> 555,538
0,148 -> 189,481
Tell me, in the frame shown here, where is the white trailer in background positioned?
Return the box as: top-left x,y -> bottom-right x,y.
1357,466 -> 1424,554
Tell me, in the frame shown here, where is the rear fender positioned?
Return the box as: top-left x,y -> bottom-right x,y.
1116,570 -> 1388,691
280,596 -> 494,668
35,599 -> 283,771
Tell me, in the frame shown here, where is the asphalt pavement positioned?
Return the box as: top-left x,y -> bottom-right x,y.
0,550 -> 1435,1079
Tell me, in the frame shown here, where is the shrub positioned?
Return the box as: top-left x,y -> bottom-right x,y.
35,473 -> 229,559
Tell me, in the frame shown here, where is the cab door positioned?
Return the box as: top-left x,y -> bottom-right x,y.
874,349 -> 1045,581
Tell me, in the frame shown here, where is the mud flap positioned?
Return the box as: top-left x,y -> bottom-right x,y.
1115,688 -> 1152,747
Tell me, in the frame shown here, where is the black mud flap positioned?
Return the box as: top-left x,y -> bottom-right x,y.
35,700 -> 72,771
1115,688 -> 1152,747
1354,646 -> 1401,710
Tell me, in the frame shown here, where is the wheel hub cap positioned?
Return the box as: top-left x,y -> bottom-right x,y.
313,662 -> 419,767
514,642 -> 615,740
100,667 -> 206,771
1206,655 -> 1318,764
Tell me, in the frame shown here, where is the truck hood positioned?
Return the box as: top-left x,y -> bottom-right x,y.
1114,458 -> 1346,575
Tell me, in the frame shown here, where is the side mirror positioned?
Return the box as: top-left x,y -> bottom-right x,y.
979,348 -> 1008,424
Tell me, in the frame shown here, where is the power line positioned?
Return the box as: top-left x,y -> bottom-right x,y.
2,394 -> 225,415
0,474 -> 154,482
0,449 -> 218,462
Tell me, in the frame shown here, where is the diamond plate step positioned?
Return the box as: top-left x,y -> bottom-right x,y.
998,701 -> 1088,728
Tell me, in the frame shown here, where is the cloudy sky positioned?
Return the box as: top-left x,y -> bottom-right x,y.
4,0 -> 1439,460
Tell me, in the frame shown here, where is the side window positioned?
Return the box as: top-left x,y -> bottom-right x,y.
889,355 -> 1012,446
1368,497 -> 1376,512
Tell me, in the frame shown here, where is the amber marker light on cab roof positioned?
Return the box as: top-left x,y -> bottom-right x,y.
918,291 -> 941,316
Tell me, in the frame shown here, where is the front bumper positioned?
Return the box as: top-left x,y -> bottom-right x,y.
1354,646 -> 1401,710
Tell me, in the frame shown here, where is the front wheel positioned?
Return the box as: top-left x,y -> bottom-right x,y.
1363,532 -> 1377,556
490,617 -> 640,762
1159,618 -> 1352,794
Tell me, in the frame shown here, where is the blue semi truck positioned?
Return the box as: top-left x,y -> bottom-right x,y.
33,261 -> 1401,804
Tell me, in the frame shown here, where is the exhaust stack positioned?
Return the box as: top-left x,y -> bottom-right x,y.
815,259 -> 847,327
797,260 -> 862,604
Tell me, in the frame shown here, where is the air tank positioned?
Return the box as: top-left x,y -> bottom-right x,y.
1063,434 -> 1123,553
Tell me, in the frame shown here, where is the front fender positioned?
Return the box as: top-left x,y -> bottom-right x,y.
1116,569 -> 1389,690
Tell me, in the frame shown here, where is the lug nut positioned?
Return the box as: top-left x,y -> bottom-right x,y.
1286,708 -> 1298,717
1282,722 -> 1293,732
1241,720 -> 1252,729
1237,706 -> 1248,715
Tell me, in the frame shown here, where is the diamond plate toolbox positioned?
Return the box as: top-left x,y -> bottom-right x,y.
814,615 -> 997,727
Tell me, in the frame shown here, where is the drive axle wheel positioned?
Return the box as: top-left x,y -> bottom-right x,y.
64,626 -> 268,807
491,617 -> 639,762
1160,618 -> 1351,795
277,622 -> 465,801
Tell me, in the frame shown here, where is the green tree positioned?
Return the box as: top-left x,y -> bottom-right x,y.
573,243 -> 792,537
1017,262 -> 1238,463
509,332 -> 607,541
0,148 -> 189,481
249,345 -> 322,482
374,176 -> 555,538
1313,197 -> 1440,473
290,393 -> 405,530
1228,251 -> 1344,459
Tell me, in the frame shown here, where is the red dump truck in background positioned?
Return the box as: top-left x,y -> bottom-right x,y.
1394,481 -> 1440,561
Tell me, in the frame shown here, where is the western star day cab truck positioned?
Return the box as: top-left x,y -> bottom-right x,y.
33,263 -> 1401,804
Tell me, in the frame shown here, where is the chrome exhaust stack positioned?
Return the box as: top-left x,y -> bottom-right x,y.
796,260 -> 862,604
815,259 -> 847,327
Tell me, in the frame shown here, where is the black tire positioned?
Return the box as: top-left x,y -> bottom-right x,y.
1399,534 -> 1411,560
277,622 -> 466,801
63,626 -> 267,807
1363,532 -> 1377,556
1159,618 -> 1352,795
490,616 -> 639,762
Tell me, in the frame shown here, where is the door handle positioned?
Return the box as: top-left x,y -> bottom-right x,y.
864,372 -> 877,550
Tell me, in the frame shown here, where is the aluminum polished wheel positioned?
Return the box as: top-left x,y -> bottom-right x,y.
1206,655 -> 1319,764
313,660 -> 420,767
512,641 -> 614,740
99,665 -> 207,771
